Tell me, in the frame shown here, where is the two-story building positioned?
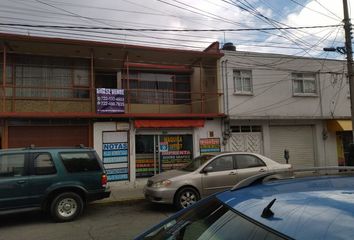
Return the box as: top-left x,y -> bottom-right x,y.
0,33 -> 224,185
220,46 -> 349,168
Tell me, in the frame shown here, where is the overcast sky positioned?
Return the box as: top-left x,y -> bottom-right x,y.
0,0 -> 351,59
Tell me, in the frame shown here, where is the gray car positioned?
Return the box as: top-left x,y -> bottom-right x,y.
144,152 -> 291,209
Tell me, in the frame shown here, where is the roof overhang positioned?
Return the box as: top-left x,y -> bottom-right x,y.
327,120 -> 352,132
134,119 -> 205,128
0,112 -> 225,119
0,33 -> 223,69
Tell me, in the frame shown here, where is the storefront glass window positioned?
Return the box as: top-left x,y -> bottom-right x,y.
135,134 -> 193,178
159,135 -> 193,171
135,135 -> 157,178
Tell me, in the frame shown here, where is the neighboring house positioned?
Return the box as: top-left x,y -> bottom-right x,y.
0,33 -> 224,185
220,45 -> 349,168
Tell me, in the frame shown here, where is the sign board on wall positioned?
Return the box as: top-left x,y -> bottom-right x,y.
102,131 -> 129,181
159,135 -> 193,171
200,138 -> 221,155
96,88 -> 125,114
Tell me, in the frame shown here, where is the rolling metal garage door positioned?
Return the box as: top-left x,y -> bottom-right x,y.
269,125 -> 315,168
8,125 -> 89,148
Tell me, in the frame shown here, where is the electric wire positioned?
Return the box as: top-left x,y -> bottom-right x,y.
0,23 -> 341,32
0,0 -> 342,57
314,0 -> 343,20
289,0 -> 342,21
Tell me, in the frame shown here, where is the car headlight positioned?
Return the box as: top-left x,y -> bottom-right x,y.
151,180 -> 172,188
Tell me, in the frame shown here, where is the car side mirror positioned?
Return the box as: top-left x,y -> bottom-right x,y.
202,166 -> 213,173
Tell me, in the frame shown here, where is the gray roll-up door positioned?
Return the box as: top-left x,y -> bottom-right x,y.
269,125 -> 315,168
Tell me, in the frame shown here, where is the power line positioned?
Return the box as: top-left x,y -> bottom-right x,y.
314,0 -> 342,20
0,23 -> 341,32
289,0 -> 342,21
222,0 -> 321,56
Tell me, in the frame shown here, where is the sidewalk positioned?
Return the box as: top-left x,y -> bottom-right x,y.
94,180 -> 146,205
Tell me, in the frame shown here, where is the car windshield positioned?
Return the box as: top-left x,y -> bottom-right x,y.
182,155 -> 214,172
139,196 -> 287,240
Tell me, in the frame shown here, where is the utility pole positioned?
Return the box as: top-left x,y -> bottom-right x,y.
343,0 -> 354,140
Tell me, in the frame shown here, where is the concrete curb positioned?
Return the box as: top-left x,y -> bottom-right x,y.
92,197 -> 146,206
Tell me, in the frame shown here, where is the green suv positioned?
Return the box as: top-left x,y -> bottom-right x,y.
0,146 -> 110,222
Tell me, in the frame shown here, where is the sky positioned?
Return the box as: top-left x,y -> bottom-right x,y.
0,0 -> 351,59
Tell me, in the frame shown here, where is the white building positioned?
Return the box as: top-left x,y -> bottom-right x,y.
220,48 -> 350,168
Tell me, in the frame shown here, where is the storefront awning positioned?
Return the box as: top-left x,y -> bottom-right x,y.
134,119 -> 205,128
327,120 -> 352,132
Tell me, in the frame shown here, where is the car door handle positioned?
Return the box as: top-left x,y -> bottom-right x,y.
17,180 -> 26,184
259,169 -> 266,172
228,172 -> 237,175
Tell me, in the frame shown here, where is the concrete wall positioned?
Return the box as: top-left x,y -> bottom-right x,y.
93,119 -> 223,185
191,67 -> 202,113
227,119 -> 338,167
222,51 -> 349,119
193,119 -> 224,155
221,50 -> 347,167
203,67 -> 220,114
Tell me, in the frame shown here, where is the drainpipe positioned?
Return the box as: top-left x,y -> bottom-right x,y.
318,71 -> 327,167
221,60 -> 226,114
222,59 -> 231,147
221,60 -> 226,148
225,60 -> 229,115
2,45 -> 6,113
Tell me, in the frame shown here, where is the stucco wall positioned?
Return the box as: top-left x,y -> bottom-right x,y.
193,119 -> 224,156
222,51 -> 349,119
94,119 -> 223,185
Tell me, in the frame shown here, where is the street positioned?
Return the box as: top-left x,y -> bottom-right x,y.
0,201 -> 176,240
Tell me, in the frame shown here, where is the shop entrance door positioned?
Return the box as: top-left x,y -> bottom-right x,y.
135,134 -> 193,178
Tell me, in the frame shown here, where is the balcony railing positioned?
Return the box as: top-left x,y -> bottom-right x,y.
0,86 -> 221,114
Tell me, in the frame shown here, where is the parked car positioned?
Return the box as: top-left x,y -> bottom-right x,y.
136,167 -> 354,239
0,146 -> 110,222
144,152 -> 291,209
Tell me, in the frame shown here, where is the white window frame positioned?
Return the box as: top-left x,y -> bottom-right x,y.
233,70 -> 253,95
292,72 -> 318,96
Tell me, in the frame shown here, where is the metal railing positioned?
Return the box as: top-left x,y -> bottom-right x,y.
1,86 -> 222,114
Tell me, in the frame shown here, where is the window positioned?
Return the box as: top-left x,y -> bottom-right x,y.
235,155 -> 266,169
0,153 -> 26,177
135,134 -> 193,178
233,70 -> 253,94
33,153 -> 56,175
231,125 -> 262,133
5,54 -> 90,99
122,71 -> 191,104
183,155 -> 215,172
206,155 -> 234,172
292,72 -> 317,95
60,152 -> 101,173
144,197 -> 286,239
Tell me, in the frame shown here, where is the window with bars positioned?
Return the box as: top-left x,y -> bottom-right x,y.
3,54 -> 90,99
233,70 -> 253,94
292,72 -> 317,95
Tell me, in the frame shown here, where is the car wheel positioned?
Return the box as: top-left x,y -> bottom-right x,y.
50,192 -> 83,222
175,187 -> 200,209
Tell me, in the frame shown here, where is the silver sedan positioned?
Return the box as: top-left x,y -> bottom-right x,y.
144,152 -> 291,209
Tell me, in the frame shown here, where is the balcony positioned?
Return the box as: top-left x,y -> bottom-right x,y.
0,86 -> 221,115
125,89 -> 220,114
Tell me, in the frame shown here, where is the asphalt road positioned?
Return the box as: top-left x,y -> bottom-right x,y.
0,201 -> 177,240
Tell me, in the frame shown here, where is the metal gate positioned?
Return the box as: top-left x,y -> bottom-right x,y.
229,132 -> 263,153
